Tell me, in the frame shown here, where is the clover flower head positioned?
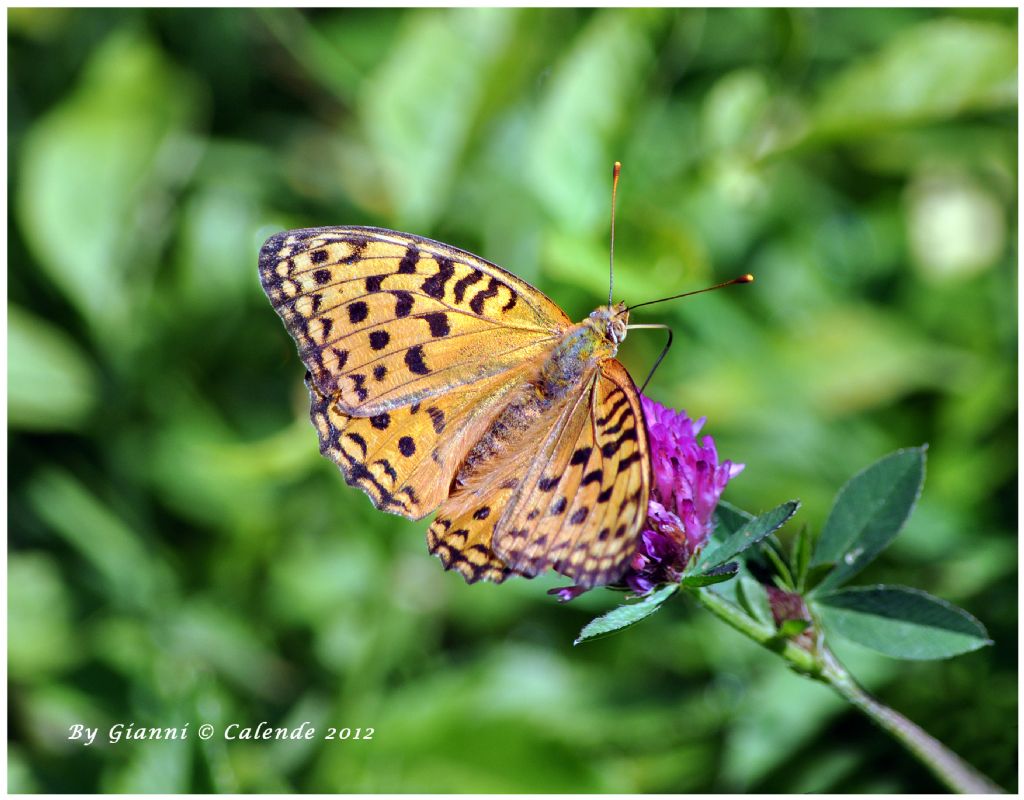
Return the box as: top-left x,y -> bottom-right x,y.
624,396 -> 744,594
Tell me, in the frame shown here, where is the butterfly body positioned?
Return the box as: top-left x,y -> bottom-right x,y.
260,226 -> 649,589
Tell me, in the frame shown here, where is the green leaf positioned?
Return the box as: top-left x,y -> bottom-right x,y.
810,447 -> 926,592
736,577 -> 773,627
714,500 -> 754,539
803,563 -> 836,593
8,305 -> 98,431
574,585 -> 677,645
16,30 -> 200,339
701,501 -> 800,568
529,9 -> 668,232
8,553 -> 81,679
815,586 -> 991,660
26,469 -> 176,612
761,540 -> 794,590
812,18 -> 1017,140
792,524 -> 815,593
360,8 -> 519,228
680,562 -> 739,588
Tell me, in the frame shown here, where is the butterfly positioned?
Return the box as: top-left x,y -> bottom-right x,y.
259,222 -> 651,590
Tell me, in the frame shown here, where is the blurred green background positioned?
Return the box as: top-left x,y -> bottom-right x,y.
8,7 -> 1017,793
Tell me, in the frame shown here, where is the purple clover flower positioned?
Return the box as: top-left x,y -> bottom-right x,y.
550,396 -> 743,602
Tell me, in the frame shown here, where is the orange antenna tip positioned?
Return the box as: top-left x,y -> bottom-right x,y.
739,273 -> 754,283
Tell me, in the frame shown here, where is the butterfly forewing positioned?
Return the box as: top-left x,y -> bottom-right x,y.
492,359 -> 649,588
260,227 -> 571,415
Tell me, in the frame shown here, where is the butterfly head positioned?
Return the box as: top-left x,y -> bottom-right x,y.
589,302 -> 629,346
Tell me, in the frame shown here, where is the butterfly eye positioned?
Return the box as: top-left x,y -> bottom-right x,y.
607,319 -> 627,344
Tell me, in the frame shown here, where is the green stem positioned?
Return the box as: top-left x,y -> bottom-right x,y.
691,587 -> 1004,794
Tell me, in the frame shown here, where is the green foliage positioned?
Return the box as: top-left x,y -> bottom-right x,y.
8,7 -> 1016,793
679,562 -> 739,588
700,501 -> 799,567
736,577 -> 774,627
816,586 -> 991,660
8,306 -> 99,430
810,447 -> 927,592
574,585 -> 677,644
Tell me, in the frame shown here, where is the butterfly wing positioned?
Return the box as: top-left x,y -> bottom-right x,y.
494,359 -> 649,587
428,359 -> 650,588
260,226 -> 571,415
425,384 -> 587,585
307,365 -> 531,520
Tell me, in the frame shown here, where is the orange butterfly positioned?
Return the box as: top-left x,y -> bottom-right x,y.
259,168 -> 748,589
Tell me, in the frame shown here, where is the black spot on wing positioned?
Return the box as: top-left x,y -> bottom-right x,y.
602,403 -> 633,436
350,374 -> 368,401
469,278 -> 501,314
345,432 -> 367,457
398,247 -> 419,274
391,291 -> 414,318
618,451 -> 643,471
538,476 -> 559,492
601,428 -> 638,458
597,393 -> 628,425
420,256 -> 456,299
426,406 -> 445,433
348,301 -> 369,324
405,345 -> 430,375
453,269 -> 484,303
375,458 -> 398,483
570,447 -> 592,466
422,312 -> 450,337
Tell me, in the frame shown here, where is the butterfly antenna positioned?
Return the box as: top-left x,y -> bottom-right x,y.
622,273 -> 754,315
608,161 -> 621,309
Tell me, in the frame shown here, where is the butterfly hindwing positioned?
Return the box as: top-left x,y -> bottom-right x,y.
426,501 -> 517,585
260,226 -> 571,415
